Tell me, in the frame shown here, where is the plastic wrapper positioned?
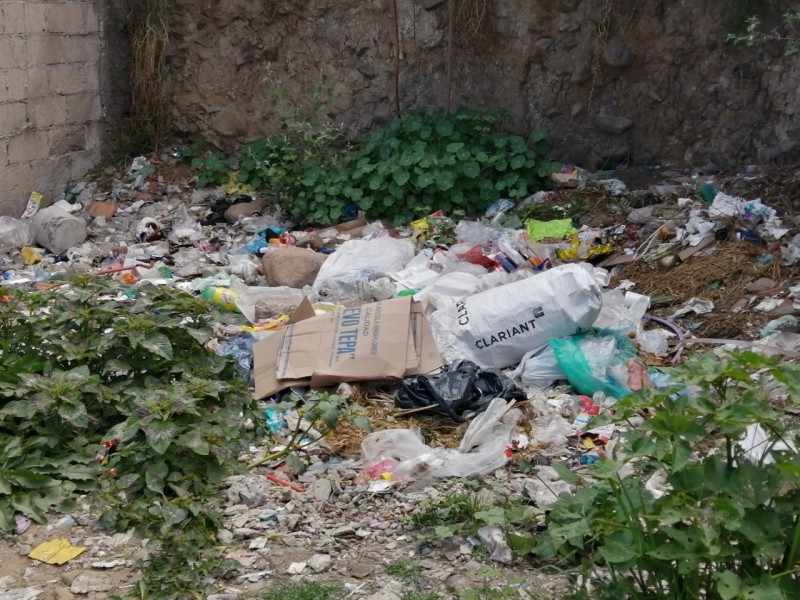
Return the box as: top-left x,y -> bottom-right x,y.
218,333 -> 255,377
313,237 -> 414,286
550,329 -> 638,398
454,220 -> 499,247
637,329 -> 669,354
357,397 -> 515,482
169,205 -> 203,243
530,415 -> 575,447
428,263 -> 606,369
0,217 -> 33,254
593,290 -> 650,332
395,360 -> 526,421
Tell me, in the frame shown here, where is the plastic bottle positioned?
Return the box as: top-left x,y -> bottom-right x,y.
201,286 -> 239,311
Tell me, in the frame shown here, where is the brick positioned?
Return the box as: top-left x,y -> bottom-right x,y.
0,3 -> 26,35
8,130 -> 50,162
26,67 -> 50,99
0,101 -> 27,135
27,95 -> 68,129
0,38 -> 27,69
48,63 -> 86,95
46,3 -> 89,34
4,68 -> 28,102
49,124 -> 85,155
66,92 -> 102,123
24,2 -> 47,34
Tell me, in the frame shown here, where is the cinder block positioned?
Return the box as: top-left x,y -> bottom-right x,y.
48,63 -> 86,95
28,34 -> 66,65
85,120 -> 104,149
0,3 -> 26,35
84,62 -> 99,91
83,3 -> 100,32
24,2 -> 47,34
48,124 -> 85,156
66,92 -> 102,123
0,140 -> 9,167
5,68 -> 29,102
8,130 -> 50,163
0,101 -> 27,135
46,3 -> 88,34
26,67 -> 51,99
0,38 -> 27,69
27,95 -> 68,129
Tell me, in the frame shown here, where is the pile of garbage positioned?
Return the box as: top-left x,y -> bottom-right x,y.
2,155 -> 799,487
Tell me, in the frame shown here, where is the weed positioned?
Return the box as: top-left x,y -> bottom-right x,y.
527,351 -> 800,599
386,559 -> 424,580
260,580 -> 342,600
727,11 -> 800,55
193,108 -> 556,226
401,593 -> 441,600
0,276 -> 255,597
516,193 -> 586,227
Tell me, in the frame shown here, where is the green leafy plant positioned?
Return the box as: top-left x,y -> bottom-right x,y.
192,108 -> 556,227
0,277 -> 255,598
528,351 -> 800,600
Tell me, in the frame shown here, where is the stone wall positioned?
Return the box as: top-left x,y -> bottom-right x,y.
167,0 -> 800,172
0,0 -> 128,217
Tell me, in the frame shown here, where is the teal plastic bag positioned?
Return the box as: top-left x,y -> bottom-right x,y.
550,329 -> 637,398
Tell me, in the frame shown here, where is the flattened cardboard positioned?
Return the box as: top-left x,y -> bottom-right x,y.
88,201 -> 117,218
253,296 -> 442,398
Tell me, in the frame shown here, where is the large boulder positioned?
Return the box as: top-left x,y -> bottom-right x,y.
262,246 -> 327,288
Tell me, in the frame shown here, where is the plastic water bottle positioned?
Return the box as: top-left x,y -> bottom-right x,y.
201,286 -> 239,311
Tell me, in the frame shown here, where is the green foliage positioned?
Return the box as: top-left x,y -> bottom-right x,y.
192,108 -> 555,227
260,581 -> 342,600
386,559 -> 424,580
529,351 -> 800,600
0,276 -> 254,598
727,12 -> 800,56
516,193 -> 586,227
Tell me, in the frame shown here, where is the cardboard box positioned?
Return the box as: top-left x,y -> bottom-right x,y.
254,296 -> 442,399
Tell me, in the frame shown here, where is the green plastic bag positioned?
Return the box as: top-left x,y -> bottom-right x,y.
550,329 -> 637,398
526,218 -> 577,242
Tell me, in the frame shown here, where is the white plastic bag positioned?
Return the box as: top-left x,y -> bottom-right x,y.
357,397 -> 514,482
428,263 -> 605,369
510,344 -> 565,389
314,237 -> 414,285
0,217 -> 33,254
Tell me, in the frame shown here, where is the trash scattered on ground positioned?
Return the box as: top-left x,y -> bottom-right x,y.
28,539 -> 87,565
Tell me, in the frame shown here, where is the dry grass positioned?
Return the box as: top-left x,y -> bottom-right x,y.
326,384 -> 469,458
618,241 -> 799,339
127,0 -> 170,149
456,0 -> 494,49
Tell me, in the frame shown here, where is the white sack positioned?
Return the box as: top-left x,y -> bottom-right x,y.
428,263 -> 605,369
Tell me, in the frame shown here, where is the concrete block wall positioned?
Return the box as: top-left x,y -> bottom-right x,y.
0,0 -> 128,216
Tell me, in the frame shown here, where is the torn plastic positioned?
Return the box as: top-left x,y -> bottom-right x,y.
550,329 -> 638,398
428,263 -> 606,369
395,360 -> 526,421
232,284 -> 304,323
357,397 -> 515,482
738,423 -> 797,465
593,289 -> 650,332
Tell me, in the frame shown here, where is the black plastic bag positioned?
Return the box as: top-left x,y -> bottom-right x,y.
395,360 -> 526,421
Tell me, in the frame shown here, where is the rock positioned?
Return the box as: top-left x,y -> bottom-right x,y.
446,573 -> 474,593
211,106 -> 247,138
52,589 -> 75,600
747,277 -> 778,293
594,114 -> 634,135
286,562 -> 306,575
0,589 -> 42,600
32,206 -> 87,254
60,571 -> 84,587
331,525 -> 356,537
224,198 -> 266,224
233,527 -> 260,539
218,529 -> 234,544
69,573 -> 114,595
529,37 -> 553,60
307,554 -> 332,573
349,563 -> 374,579
307,479 -> 332,503
192,189 -> 226,203
249,538 -> 267,550
477,526 -> 513,565
262,247 -> 327,288
769,299 -> 797,318
602,38 -> 635,68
